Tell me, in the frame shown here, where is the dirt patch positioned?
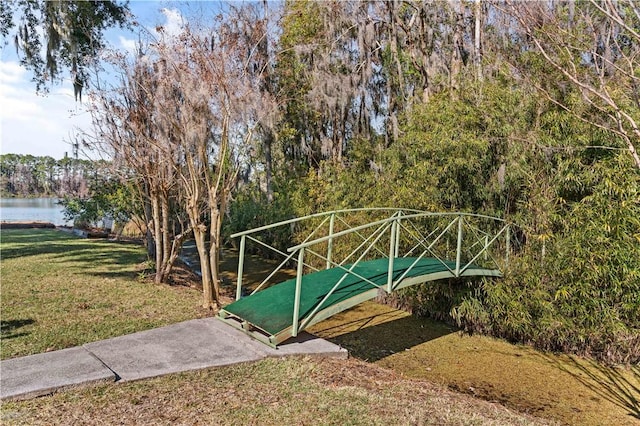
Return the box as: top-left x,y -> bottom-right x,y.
308,301 -> 640,426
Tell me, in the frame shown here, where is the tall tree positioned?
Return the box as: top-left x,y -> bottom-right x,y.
275,0 -> 491,169
1,0 -> 129,96
83,5 -> 275,309
507,0 -> 640,169
82,45 -> 184,284
164,13 -> 275,309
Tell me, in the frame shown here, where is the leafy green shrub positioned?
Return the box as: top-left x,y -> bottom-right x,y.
225,182 -> 296,257
60,178 -> 137,230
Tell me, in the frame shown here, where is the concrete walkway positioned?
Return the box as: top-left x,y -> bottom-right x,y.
0,317 -> 347,401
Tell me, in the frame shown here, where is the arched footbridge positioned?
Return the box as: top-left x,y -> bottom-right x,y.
218,209 -> 512,347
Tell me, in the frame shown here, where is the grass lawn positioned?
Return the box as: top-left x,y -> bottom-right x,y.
0,228 -> 552,425
2,228 -> 635,425
0,229 -> 208,360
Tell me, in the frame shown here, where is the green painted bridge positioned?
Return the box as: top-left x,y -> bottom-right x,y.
219,209 -> 511,347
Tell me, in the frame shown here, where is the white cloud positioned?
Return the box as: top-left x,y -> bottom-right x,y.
0,60 -> 93,160
160,8 -> 186,38
118,35 -> 138,54
0,2 -> 196,161
0,61 -> 26,85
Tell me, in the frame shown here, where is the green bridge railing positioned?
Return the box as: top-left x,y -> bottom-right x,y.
229,208 -> 511,338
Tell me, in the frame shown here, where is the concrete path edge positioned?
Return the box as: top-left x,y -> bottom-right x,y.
0,317 -> 347,401
0,347 -> 117,400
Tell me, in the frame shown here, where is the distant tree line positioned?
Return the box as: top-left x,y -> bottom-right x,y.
0,153 -> 99,198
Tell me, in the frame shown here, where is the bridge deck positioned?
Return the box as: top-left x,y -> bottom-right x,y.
219,257 -> 500,346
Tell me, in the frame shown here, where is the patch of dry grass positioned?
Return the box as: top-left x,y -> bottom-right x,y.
1,357 -> 554,426
309,301 -> 640,426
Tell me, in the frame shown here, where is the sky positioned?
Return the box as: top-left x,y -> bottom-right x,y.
0,1 -> 199,160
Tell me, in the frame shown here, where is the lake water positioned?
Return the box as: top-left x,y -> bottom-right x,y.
0,198 -> 71,226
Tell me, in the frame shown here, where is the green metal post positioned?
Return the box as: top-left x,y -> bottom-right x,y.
387,219 -> 397,292
505,225 -> 510,267
455,215 -> 463,277
394,213 -> 401,258
326,213 -> 335,270
236,235 -> 246,301
484,235 -> 489,261
292,248 -> 305,337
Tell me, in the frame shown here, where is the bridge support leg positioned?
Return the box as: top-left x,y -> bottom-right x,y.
387,219 -> 397,293
326,213 -> 335,270
236,235 -> 246,301
292,248 -> 305,337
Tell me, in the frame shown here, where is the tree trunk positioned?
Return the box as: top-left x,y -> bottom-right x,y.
209,205 -> 223,304
161,231 -> 187,279
264,130 -> 274,203
141,183 -> 155,259
161,194 -> 171,273
193,222 -> 216,310
474,0 -> 482,81
450,4 -> 465,93
151,191 -> 164,284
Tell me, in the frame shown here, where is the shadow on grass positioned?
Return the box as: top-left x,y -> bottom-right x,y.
539,353 -> 640,420
1,242 -> 91,259
89,271 -> 141,280
65,250 -> 142,267
2,244 -> 143,273
0,229 -> 74,244
0,319 -> 35,340
1,230 -> 145,275
314,311 -> 455,362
